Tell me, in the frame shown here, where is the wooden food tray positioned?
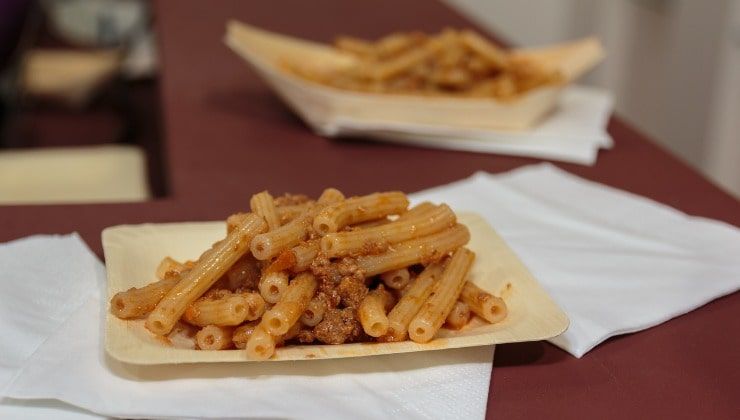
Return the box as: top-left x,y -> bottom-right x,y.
103,213 -> 568,364
224,21 -> 604,131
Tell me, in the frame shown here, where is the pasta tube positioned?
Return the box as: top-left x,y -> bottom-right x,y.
398,201 -> 436,220
409,247 -> 475,343
459,29 -> 509,69
358,286 -> 394,337
246,324 -> 278,360
146,213 -> 267,335
300,296 -> 326,327
321,204 -> 455,257
276,202 -> 313,224
242,292 -> 268,320
356,224 -> 470,277
291,240 -> 319,272
350,203 -> 431,237
349,217 -> 391,230
460,281 -> 508,324
398,280 -> 414,298
258,271 -> 289,304
262,272 -> 317,335
196,325 -> 235,350
155,257 -> 185,280
261,242 -> 317,276
250,212 -> 312,260
251,188 -> 344,260
232,321 -> 259,349
384,262 -> 445,341
282,319 -> 302,341
167,322 -> 198,349
317,187 -> 345,204
335,36 -> 374,56
250,190 -> 280,231
444,301 -> 471,330
369,40 -> 441,80
226,212 -> 248,234
110,277 -> 179,319
380,268 -> 411,290
313,192 -> 409,235
183,292 -> 264,327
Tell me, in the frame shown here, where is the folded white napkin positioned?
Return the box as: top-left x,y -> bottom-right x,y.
0,398 -> 102,420
321,86 -> 614,166
0,234 -> 493,419
0,234 -> 105,419
0,234 -> 101,388
411,163 -> 740,356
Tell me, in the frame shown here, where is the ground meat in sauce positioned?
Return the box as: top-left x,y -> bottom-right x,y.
317,285 -> 341,309
311,253 -> 342,284
312,254 -> 363,283
311,255 -> 340,308
336,256 -> 363,280
338,276 -> 368,309
311,253 -> 368,310
296,329 -> 316,344
226,255 -> 261,290
314,308 -> 363,344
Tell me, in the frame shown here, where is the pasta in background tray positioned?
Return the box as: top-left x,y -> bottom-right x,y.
224,21 -> 604,131
103,190 -> 568,364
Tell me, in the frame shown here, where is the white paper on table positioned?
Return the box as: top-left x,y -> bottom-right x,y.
5,163 -> 738,418
0,234 -> 105,419
319,86 -> 614,166
0,397 -> 104,420
0,234 -> 100,390
0,234 -> 494,420
411,163 -> 740,356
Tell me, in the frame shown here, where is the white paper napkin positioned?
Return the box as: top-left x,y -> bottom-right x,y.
0,398 -> 103,420
0,234 -> 494,419
411,163 -> 740,356
4,164 -> 738,418
0,234 -> 105,419
320,86 -> 614,166
0,234 -> 100,389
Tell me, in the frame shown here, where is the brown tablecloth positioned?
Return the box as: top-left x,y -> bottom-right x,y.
0,0 -> 737,418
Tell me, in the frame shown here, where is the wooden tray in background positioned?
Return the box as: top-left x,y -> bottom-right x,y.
224,21 -> 604,131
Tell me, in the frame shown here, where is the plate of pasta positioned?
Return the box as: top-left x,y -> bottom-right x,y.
224,21 -> 603,131
103,189 -> 568,363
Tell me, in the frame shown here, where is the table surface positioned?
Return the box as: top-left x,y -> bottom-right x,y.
2,0 -> 738,418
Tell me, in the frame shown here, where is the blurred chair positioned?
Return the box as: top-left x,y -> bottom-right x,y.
0,0 -> 33,70
0,0 -> 36,144
0,144 -> 150,204
0,1 -> 153,205
21,48 -> 121,106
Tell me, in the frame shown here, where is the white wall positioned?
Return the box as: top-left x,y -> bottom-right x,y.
445,0 -> 740,197
705,0 -> 740,197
